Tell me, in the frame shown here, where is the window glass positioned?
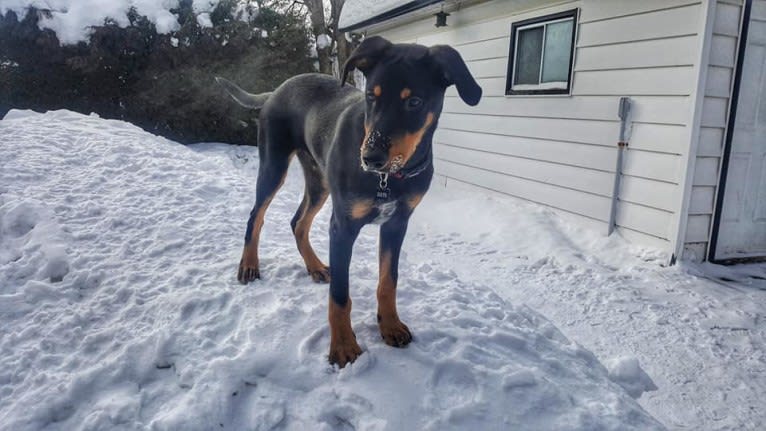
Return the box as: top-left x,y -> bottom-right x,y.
514,26 -> 543,85
541,19 -> 573,83
506,9 -> 577,94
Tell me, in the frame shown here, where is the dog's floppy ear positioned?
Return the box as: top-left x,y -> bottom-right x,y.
341,36 -> 393,86
429,45 -> 482,106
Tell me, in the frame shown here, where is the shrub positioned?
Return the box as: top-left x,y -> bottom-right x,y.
0,1 -> 315,145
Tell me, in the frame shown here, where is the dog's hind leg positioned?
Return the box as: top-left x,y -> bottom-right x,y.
238,126 -> 294,284
291,150 -> 330,283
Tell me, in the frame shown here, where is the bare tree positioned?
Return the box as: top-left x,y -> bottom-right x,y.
328,0 -> 353,78
260,0 -> 355,80
300,0 -> 355,79
299,0 -> 331,75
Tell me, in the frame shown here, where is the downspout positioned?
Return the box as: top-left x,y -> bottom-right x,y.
608,97 -> 633,236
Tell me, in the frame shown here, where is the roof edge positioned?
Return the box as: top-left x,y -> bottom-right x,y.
339,0 -> 443,32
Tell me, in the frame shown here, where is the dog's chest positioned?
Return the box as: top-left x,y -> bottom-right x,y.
371,200 -> 397,224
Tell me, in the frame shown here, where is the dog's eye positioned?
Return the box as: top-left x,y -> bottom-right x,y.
405,97 -> 423,111
366,92 -> 376,102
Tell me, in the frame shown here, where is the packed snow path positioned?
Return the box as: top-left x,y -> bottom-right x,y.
2,110 -> 764,430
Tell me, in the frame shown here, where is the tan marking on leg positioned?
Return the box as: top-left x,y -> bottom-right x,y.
238,242 -> 260,282
407,194 -> 424,211
373,85 -> 382,97
400,87 -> 411,99
377,251 -> 397,318
238,194 -> 275,282
328,298 -> 362,368
294,190 -> 330,282
389,112 -> 434,167
248,171 -> 289,245
238,155 -> 292,283
377,250 -> 412,347
350,199 -> 374,220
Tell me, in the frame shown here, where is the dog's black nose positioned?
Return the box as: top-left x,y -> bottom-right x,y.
363,153 -> 387,170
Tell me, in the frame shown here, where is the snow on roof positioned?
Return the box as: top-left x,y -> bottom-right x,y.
339,0 -> 430,31
0,0 -> 246,45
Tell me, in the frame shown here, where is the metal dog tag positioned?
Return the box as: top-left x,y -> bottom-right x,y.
376,188 -> 390,200
376,173 -> 390,201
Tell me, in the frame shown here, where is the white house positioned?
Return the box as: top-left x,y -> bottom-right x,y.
339,0 -> 766,264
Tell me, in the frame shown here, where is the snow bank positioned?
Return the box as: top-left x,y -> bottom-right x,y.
607,357 -> 658,399
0,0 -> 238,45
0,198 -> 70,284
0,109 -> 662,430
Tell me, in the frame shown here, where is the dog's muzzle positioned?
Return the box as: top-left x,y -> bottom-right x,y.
361,130 -> 392,172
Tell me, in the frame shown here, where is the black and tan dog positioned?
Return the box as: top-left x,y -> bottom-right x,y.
218,36 -> 481,367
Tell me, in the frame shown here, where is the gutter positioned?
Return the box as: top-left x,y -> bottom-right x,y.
339,0 -> 443,32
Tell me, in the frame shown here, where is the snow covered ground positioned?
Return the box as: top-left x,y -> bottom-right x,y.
413,188 -> 766,430
0,110 -> 764,430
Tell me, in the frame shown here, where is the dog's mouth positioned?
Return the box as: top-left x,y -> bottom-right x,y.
361,164 -> 383,174
361,154 -> 405,174
361,164 -> 391,175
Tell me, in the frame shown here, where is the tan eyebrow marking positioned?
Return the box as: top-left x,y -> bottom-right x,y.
400,88 -> 411,99
373,85 -> 382,97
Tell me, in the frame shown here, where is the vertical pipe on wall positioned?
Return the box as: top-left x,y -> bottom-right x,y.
608,97 -> 632,236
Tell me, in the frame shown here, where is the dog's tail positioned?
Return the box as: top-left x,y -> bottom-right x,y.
215,76 -> 272,110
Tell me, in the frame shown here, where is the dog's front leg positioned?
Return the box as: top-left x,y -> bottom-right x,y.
377,215 -> 413,347
327,214 -> 363,368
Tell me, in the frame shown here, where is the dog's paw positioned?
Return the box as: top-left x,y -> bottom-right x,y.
378,317 -> 412,348
237,260 -> 260,284
329,337 -> 363,368
308,265 -> 331,283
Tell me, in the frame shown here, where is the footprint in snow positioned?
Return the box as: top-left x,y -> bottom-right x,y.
428,360 -> 479,411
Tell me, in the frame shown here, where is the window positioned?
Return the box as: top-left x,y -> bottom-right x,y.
506,9 -> 578,95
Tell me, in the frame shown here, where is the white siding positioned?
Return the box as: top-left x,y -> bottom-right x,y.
369,0 -> 706,251
682,0 -> 745,261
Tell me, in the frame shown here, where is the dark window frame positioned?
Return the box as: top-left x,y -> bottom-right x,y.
505,9 -> 579,96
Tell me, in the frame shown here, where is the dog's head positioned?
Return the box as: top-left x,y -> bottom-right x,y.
342,36 -> 481,174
